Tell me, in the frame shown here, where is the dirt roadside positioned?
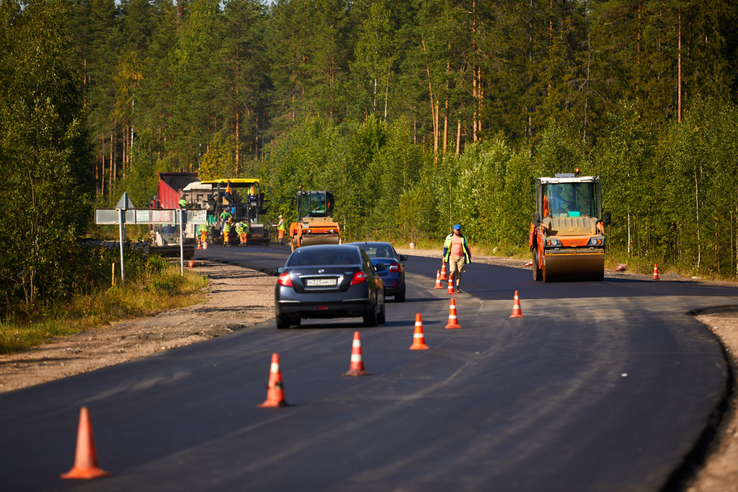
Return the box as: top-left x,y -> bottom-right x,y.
0,250 -> 736,490
0,261 -> 275,394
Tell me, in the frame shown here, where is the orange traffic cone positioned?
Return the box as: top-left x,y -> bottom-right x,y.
61,407 -> 112,480
509,290 -> 524,318
197,241 -> 202,250
653,263 -> 660,280
410,314 -> 430,350
434,270 -> 443,289
446,277 -> 455,295
445,298 -> 462,329
440,262 -> 448,281
258,353 -> 291,407
343,331 -> 371,376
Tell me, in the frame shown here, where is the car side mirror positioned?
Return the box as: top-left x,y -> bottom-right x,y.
603,211 -> 611,226
277,266 -> 285,274
398,254 -> 409,262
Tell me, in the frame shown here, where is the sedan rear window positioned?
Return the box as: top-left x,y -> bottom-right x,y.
360,245 -> 393,259
288,248 -> 360,267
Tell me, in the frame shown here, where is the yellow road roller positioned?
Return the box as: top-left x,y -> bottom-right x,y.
529,172 -> 611,282
289,190 -> 340,251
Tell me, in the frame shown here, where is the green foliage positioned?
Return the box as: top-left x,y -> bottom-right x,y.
2,0 -> 738,323
0,261 -> 208,354
0,0 -> 95,310
199,133 -> 238,180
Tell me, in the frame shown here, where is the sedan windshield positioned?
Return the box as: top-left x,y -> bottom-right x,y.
288,248 -> 359,267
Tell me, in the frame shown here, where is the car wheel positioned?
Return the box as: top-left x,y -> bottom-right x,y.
276,314 -> 291,329
290,317 -> 302,327
363,304 -> 378,327
395,288 -> 406,302
377,298 -> 386,324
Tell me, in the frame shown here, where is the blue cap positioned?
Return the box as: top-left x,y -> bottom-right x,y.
453,224 -> 461,230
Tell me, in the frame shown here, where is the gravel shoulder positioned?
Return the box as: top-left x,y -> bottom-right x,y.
0,251 -> 736,490
0,261 -> 275,394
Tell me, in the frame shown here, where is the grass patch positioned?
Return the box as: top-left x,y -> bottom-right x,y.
0,263 -> 208,355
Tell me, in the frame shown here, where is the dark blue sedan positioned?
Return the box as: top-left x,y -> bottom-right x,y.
274,244 -> 386,328
347,242 -> 408,302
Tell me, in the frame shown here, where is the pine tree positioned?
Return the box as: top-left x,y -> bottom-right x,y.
74,0 -> 120,199
170,0 -> 226,169
221,0 -> 270,171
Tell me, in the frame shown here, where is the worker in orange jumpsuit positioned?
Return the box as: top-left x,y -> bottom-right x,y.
277,215 -> 285,246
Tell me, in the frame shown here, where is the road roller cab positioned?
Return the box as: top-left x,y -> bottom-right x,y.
530,173 -> 611,282
289,190 -> 341,251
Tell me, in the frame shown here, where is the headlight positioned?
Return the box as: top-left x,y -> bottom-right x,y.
545,238 -> 562,247
587,236 -> 605,246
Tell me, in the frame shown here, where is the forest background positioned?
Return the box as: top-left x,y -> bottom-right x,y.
2,0 -> 738,314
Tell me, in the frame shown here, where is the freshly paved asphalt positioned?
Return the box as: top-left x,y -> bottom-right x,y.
1,244 -> 736,491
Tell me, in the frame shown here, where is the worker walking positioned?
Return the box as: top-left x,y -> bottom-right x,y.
223,218 -> 233,246
277,215 -> 285,246
443,224 -> 472,293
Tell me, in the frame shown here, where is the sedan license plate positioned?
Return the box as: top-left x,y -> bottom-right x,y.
306,278 -> 337,287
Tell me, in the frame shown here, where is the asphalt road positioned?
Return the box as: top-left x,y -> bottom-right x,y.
1,244 -> 736,491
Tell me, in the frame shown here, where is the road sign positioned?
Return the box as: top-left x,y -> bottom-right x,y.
95,209 -> 207,225
96,193 -> 208,280
115,192 -> 136,210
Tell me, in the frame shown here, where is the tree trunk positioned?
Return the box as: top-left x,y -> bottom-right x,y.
384,68 -> 390,120
695,163 -> 701,267
110,130 -> 115,194
472,0 -> 478,141
443,97 -> 448,154
434,101 -> 439,155
456,120 -> 461,154
677,7 -> 682,123
421,37 -> 438,154
628,211 -> 633,257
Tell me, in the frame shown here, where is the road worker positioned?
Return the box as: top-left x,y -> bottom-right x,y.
277,215 -> 285,246
198,223 -> 208,247
222,217 -> 233,246
219,208 -> 232,237
443,224 -> 472,293
235,221 -> 249,245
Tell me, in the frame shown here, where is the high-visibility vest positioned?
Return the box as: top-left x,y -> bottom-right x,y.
443,233 -> 471,263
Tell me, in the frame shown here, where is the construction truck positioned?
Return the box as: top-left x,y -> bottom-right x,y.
289,189 -> 340,251
150,172 -> 200,259
529,172 -> 611,282
196,179 -> 270,246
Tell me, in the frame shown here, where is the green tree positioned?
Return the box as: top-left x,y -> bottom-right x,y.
170,0 -> 226,169
0,0 -> 94,307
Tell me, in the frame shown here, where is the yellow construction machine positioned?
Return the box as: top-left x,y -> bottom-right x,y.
289,189 -> 340,251
529,172 -> 611,282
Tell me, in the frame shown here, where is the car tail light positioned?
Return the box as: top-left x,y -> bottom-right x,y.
389,262 -> 400,272
278,272 -> 293,287
350,271 -> 367,285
